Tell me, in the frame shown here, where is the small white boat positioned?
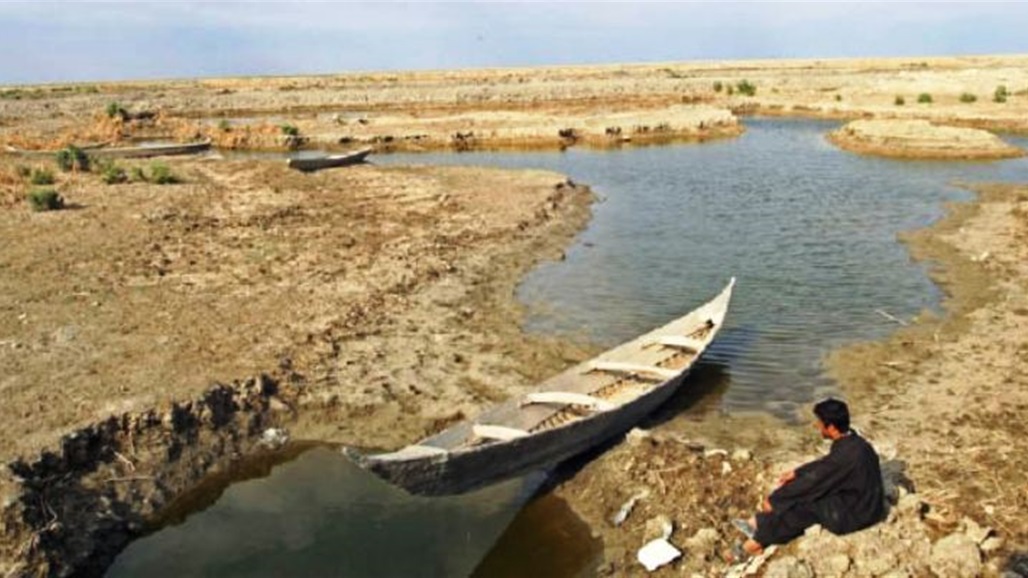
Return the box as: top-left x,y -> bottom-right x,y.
349,278 -> 736,495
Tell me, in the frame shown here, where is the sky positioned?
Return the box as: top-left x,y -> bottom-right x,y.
0,2 -> 1025,85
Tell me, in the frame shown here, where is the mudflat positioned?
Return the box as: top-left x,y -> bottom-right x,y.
1,54 -> 1027,576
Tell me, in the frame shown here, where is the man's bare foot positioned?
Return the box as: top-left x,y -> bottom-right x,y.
743,539 -> 764,556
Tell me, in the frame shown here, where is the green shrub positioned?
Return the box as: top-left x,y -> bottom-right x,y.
280,124 -> 300,137
218,119 -> 232,132
736,79 -> 757,97
30,168 -> 55,185
131,167 -> 147,182
917,93 -> 933,104
106,101 -> 126,119
959,92 -> 977,103
100,162 -> 127,184
15,165 -> 31,179
27,189 -> 64,211
894,96 -> 905,106
149,163 -> 178,185
713,81 -> 723,93
994,85 -> 1009,103
55,146 -> 90,172
726,85 -> 735,96
835,94 -> 842,102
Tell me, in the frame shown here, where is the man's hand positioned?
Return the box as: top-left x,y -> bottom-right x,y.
775,470 -> 796,488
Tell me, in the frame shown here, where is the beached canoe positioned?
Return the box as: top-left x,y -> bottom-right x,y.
286,148 -> 372,172
349,278 -> 736,496
3,139 -> 211,159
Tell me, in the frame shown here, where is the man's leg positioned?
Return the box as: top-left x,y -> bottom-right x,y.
749,504 -> 819,552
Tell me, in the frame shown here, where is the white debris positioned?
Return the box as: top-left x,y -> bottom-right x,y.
637,538 -> 682,571
259,428 -> 290,449
612,489 -> 650,527
722,461 -> 734,476
704,448 -> 728,459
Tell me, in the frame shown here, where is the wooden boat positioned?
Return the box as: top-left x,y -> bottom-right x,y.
89,139 -> 212,159
286,148 -> 372,172
3,139 -> 211,159
349,278 -> 736,496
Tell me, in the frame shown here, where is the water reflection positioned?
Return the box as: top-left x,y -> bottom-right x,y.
108,447 -> 548,578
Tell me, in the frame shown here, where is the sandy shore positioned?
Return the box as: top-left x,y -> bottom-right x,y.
2,54 -> 1028,576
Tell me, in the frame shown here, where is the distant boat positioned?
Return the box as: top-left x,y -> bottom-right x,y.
286,148 -> 372,172
348,278 -> 736,496
3,139 -> 211,159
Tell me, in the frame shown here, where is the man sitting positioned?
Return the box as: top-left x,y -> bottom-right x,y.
738,398 -> 885,556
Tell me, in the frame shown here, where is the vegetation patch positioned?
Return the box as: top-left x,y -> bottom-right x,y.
959,92 -> 977,103
55,146 -> 91,172
97,160 -> 128,184
736,79 -> 757,97
917,93 -> 933,104
27,189 -> 65,211
29,168 -> 55,185
994,85 -> 1009,103
895,96 -> 906,106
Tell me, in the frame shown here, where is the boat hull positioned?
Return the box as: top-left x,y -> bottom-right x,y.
353,278 -> 735,496
286,148 -> 372,172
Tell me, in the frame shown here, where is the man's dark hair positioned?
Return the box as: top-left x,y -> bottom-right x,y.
813,398 -> 850,433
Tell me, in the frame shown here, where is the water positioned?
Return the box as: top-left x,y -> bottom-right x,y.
107,447 -> 552,578
107,119 -> 1028,577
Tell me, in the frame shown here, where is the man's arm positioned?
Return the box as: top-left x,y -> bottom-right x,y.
768,452 -> 852,511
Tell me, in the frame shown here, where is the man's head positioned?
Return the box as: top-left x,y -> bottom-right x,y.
813,398 -> 850,439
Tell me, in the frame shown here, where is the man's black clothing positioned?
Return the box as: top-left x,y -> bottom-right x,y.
753,433 -> 884,546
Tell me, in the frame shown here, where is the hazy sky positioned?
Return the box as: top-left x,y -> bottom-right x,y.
0,2 -> 1024,85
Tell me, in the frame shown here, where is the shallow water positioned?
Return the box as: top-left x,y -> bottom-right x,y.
107,119 -> 1028,577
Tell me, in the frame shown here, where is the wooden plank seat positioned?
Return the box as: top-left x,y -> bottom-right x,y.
521,391 -> 617,412
472,424 -> 531,441
589,361 -> 680,382
646,335 -> 708,353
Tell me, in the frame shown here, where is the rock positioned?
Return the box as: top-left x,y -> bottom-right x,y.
961,516 -> 993,545
764,556 -> 813,578
930,533 -> 982,578
268,396 -> 290,413
816,553 -> 851,576
259,427 -> 289,449
731,448 -> 752,462
626,427 -> 653,446
980,536 -> 1004,553
683,527 -> 719,558
643,515 -> 674,542
721,461 -> 733,475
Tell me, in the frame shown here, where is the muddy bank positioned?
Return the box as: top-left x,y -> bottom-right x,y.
553,183 -> 1028,576
0,156 -> 596,576
828,119 -> 1024,160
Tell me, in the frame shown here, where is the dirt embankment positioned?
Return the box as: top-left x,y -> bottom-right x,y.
552,184 -> 1028,577
828,119 -> 1025,160
4,54 -> 1028,155
0,156 -> 596,576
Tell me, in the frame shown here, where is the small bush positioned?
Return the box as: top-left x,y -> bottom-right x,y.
736,79 -> 757,96
835,94 -> 842,102
917,93 -> 933,104
131,167 -> 147,182
149,163 -> 178,185
994,85 -> 1008,103
218,119 -> 231,132
55,146 -> 90,172
100,163 -> 127,184
894,96 -> 905,106
726,85 -> 735,96
959,92 -> 977,103
15,165 -> 31,179
30,168 -> 55,185
106,101 -> 126,119
280,124 -> 300,137
713,81 -> 723,93
27,189 -> 64,211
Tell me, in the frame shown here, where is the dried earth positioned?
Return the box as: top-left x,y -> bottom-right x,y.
1,54 -> 1027,576
828,119 -> 1024,160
